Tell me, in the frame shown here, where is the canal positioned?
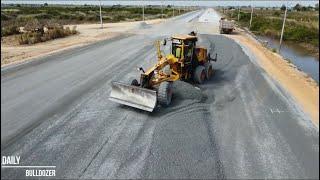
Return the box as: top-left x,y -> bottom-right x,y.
257,35 -> 319,83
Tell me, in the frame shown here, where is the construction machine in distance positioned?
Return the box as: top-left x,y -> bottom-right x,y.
219,17 -> 235,34
109,32 -> 217,112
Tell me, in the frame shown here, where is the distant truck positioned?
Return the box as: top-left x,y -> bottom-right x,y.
219,17 -> 235,34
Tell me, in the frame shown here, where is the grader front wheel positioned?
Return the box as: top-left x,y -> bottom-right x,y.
130,79 -> 139,86
157,82 -> 173,106
194,65 -> 206,84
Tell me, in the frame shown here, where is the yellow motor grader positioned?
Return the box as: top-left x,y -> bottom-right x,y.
109,32 -> 217,112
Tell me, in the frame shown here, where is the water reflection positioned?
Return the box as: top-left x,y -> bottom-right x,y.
257,35 -> 319,83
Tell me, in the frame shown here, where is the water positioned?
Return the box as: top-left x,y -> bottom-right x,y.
257,35 -> 319,83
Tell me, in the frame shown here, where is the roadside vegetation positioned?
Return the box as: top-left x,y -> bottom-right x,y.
17,23 -> 77,45
217,4 -> 319,54
1,4 -> 189,43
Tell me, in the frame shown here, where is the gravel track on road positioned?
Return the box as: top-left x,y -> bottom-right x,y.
1,9 -> 318,179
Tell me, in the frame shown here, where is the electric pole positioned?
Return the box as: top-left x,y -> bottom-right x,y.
173,5 -> 174,17
142,0 -> 145,21
161,1 -> 163,19
249,6 -> 253,29
99,0 -> 103,29
237,6 -> 240,21
279,5 -> 287,52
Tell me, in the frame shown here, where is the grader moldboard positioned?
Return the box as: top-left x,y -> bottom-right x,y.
109,32 -> 217,112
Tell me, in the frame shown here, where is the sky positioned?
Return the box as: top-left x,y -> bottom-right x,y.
1,0 -> 319,7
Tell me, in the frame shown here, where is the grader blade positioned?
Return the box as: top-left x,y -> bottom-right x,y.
109,81 -> 157,112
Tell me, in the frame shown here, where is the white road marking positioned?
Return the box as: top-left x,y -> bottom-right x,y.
269,107 -> 288,114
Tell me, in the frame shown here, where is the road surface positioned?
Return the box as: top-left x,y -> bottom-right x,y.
1,9 -> 319,179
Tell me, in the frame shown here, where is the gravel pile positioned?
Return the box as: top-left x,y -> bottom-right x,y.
171,80 -> 204,103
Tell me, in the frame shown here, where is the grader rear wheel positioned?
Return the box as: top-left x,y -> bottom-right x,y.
157,82 -> 173,106
204,62 -> 214,79
193,65 -> 206,84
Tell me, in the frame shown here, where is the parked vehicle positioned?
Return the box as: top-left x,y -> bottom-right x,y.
219,17 -> 235,34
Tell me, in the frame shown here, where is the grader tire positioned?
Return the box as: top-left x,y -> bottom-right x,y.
157,82 -> 173,106
130,79 -> 139,86
204,62 -> 214,79
194,65 -> 206,84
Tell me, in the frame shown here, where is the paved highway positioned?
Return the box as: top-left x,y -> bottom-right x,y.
1,9 -> 318,179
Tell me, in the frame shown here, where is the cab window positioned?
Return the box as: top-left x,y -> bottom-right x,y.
172,46 -> 182,58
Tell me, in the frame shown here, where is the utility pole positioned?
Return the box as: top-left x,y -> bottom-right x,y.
172,5 -> 174,17
237,6 -> 240,21
161,1 -> 163,19
99,0 -> 103,29
142,0 -> 145,21
249,6 -> 253,29
279,5 -> 287,52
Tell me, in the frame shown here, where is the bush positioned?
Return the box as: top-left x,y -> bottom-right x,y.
71,26 -> 77,34
17,33 -> 28,44
17,32 -> 42,44
16,26 -> 77,45
1,25 -> 19,36
64,26 -> 71,35
1,13 -> 10,21
273,11 -> 281,16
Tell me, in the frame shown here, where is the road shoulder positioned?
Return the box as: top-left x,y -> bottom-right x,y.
1,19 -> 163,68
227,31 -> 319,127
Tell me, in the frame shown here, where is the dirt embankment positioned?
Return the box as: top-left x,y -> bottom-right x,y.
228,31 -> 319,126
1,19 -> 163,67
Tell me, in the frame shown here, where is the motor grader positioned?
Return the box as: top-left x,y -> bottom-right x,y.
109,32 -> 217,112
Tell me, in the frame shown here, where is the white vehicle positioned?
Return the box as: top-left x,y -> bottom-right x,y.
219,17 -> 235,34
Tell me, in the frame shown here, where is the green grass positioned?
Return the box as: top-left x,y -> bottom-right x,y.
16,26 -> 77,45
218,7 -> 319,49
1,4 -> 189,37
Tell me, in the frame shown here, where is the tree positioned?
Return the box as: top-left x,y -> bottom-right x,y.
301,6 -> 308,11
44,2 -> 48,6
315,3 -> 319,11
280,5 -> 286,11
293,3 -> 302,11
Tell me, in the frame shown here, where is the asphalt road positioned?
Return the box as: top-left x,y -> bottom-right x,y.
1,9 -> 319,179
